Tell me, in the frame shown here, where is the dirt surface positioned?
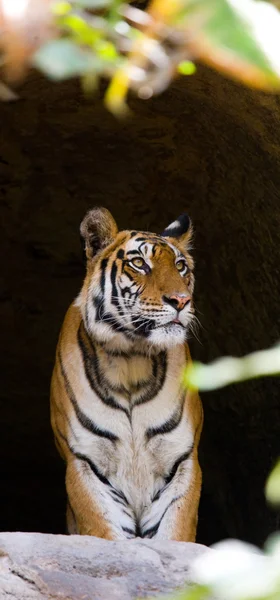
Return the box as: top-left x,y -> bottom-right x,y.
0,67 -> 280,545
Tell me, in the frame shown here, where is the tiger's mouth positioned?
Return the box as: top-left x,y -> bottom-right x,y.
129,317 -> 186,336
152,320 -> 186,330
172,317 -> 184,325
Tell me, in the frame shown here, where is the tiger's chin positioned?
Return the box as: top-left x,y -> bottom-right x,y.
147,322 -> 188,348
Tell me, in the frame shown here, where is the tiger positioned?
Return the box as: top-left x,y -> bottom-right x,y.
50,206 -> 203,541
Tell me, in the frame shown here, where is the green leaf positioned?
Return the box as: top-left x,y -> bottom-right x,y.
175,0 -> 280,89
60,14 -> 101,46
52,1 -> 72,16
184,343 -> 280,391
104,67 -> 130,116
178,60 -> 196,75
32,39 -> 101,80
96,40 -> 118,61
266,461 -> 280,505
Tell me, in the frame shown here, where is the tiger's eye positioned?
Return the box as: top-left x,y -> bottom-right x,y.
176,260 -> 186,272
131,257 -> 145,268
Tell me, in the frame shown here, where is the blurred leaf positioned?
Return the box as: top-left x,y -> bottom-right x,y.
5,0 -> 280,115
73,0 -> 111,7
178,60 -> 196,75
81,71 -> 99,94
265,461 -> 280,505
184,343 -> 280,391
178,0 -> 280,89
264,531 -> 280,557
105,67 -> 130,115
60,14 -> 101,45
190,539 -> 280,600
33,39 -> 101,80
52,1 -> 72,16
96,40 -> 118,60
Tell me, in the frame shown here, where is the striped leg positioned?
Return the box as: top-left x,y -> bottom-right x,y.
65,457 -> 137,539
139,454 -> 202,542
163,460 -> 202,542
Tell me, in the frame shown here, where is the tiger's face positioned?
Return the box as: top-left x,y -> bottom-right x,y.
78,207 -> 196,349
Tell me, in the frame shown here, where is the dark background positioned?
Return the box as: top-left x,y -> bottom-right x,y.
1,66 -> 280,545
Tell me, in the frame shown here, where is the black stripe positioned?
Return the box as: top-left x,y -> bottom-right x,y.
100,258 -> 108,295
142,522 -> 160,538
92,294 -> 103,310
107,262 -> 135,338
95,343 -> 147,358
122,526 -> 135,536
92,258 -> 107,323
135,236 -> 164,243
78,323 -> 130,417
116,249 -> 124,259
142,496 -> 182,538
152,447 -> 194,502
80,321 -> 166,406
58,351 -> 118,442
93,287 -> 134,339
110,495 -> 127,507
164,447 -> 193,486
110,488 -> 129,504
110,261 -> 119,308
70,449 -> 130,510
92,254 -> 145,340
122,509 -> 134,518
73,451 -> 111,486
119,282 -> 140,297
121,267 -> 135,282
133,351 -> 167,407
133,317 -> 153,338
146,398 -> 184,441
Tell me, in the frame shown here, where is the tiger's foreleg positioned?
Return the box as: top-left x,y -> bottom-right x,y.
140,452 -> 202,542
65,456 -> 136,539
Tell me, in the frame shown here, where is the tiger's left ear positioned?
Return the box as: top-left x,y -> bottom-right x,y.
161,213 -> 193,249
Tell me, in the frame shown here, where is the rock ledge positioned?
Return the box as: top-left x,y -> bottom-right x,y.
0,532 -> 208,599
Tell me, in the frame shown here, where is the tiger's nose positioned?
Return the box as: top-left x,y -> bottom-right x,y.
163,294 -> 191,311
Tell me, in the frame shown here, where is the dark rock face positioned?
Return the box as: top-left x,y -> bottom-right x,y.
0,532 -> 208,599
0,68 -> 280,545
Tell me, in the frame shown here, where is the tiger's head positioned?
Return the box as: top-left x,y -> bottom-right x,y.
78,207 -> 196,350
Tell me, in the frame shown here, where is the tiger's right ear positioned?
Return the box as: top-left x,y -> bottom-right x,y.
80,207 -> 118,260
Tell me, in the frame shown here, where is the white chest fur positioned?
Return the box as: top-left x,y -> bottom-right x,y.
65,332 -> 194,531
